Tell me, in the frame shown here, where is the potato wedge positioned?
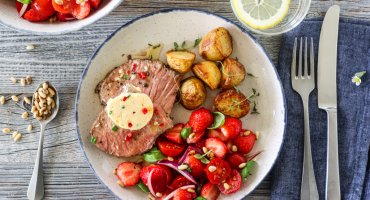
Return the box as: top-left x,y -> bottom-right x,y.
166,50 -> 196,73
220,58 -> 246,89
199,27 -> 233,61
214,89 -> 250,118
180,77 -> 206,110
192,61 -> 221,90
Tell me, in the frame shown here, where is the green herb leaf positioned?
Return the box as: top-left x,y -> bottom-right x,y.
200,157 -> 210,164
121,106 -> 125,109
143,147 -> 164,163
181,41 -> 186,49
194,153 -> 210,164
17,0 -> 32,4
193,38 -> 202,47
247,72 -> 257,78
109,111 -> 113,115
174,42 -> 179,51
355,71 -> 366,78
251,100 -> 260,115
195,196 -> 207,200
112,125 -> 118,132
90,136 -> 97,144
181,127 -> 192,139
136,180 -> 149,193
240,160 -> 256,181
186,166 -> 192,172
122,74 -> 129,80
208,112 -> 225,129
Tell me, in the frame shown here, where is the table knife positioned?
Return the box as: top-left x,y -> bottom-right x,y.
317,5 -> 341,200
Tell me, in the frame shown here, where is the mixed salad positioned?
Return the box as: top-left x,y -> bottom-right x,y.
16,0 -> 102,22
114,108 -> 260,200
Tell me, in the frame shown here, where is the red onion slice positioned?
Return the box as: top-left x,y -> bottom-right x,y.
157,160 -> 197,184
147,170 -> 155,195
19,4 -> 28,17
162,185 -> 195,200
177,146 -> 202,164
64,17 -> 76,21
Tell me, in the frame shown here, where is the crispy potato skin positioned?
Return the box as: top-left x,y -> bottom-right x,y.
192,61 -> 221,90
166,50 -> 196,73
214,89 -> 250,118
180,77 -> 207,110
199,27 -> 233,61
220,58 -> 246,89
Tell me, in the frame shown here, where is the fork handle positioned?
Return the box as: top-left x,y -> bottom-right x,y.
325,109 -> 341,200
301,96 -> 319,200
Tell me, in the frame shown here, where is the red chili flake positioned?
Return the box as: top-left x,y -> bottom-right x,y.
132,63 -> 138,72
153,108 -> 158,114
125,132 -> 133,141
159,123 -> 164,127
138,72 -> 147,80
127,70 -> 131,75
128,122 -> 133,128
142,108 -> 148,114
122,95 -> 131,101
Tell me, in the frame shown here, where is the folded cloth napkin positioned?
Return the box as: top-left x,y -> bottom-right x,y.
271,19 -> 370,200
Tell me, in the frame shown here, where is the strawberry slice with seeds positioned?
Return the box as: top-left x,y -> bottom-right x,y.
188,108 -> 214,132
115,162 -> 141,186
233,131 -> 256,154
200,182 -> 220,200
164,123 -> 184,144
205,137 -> 227,158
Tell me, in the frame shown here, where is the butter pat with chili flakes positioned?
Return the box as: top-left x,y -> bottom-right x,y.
106,92 -> 153,131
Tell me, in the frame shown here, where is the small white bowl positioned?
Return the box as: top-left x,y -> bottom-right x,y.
0,0 -> 123,35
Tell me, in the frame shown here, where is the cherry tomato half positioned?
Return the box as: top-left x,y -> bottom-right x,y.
205,158 -> 231,184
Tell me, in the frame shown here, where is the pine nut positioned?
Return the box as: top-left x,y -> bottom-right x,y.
47,97 -> 53,105
238,162 -> 247,169
43,88 -> 48,95
232,145 -> 238,152
20,78 -> 26,86
178,164 -> 188,170
189,132 -> 195,139
167,157 -> 174,161
51,101 -> 55,108
208,165 -> 217,172
25,75 -> 32,85
10,77 -> 17,83
11,95 -> 19,102
0,96 -> 5,105
39,101 -> 45,108
21,112 -> 29,119
27,124 -> 33,133
189,150 -> 195,155
223,183 -> 230,190
38,91 -> 46,99
255,131 -> 260,140
33,111 -> 38,118
244,130 -> 251,136
156,192 -> 162,197
209,152 -> 214,158
202,147 -> 208,154
48,88 -> 55,96
117,180 -> 124,187
14,133 -> 22,142
2,128 -> 10,134
187,188 -> 195,193
34,100 -> 41,110
148,194 -> 155,200
26,44 -> 35,50
12,131 -> 19,138
24,96 -> 31,104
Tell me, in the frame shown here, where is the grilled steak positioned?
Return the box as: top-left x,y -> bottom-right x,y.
91,59 -> 181,157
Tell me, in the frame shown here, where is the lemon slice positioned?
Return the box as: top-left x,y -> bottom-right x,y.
231,0 -> 291,30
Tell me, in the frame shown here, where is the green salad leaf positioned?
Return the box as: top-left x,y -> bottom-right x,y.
143,147 -> 164,163
181,127 -> 192,139
208,112 -> 225,129
17,0 -> 32,4
136,180 -> 149,193
240,160 -> 256,181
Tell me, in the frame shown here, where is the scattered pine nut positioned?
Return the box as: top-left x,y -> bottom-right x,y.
189,133 -> 195,139
26,44 -> 35,50
238,162 -> 247,169
13,133 -> 22,142
232,145 -> 238,152
255,131 -> 260,140
0,96 -> 5,105
24,96 -> 31,104
2,128 -> 10,134
208,165 -> 217,172
244,130 -> 251,136
25,75 -> 32,85
27,124 -> 33,133
155,192 -> 162,197
11,95 -> 19,102
20,78 -> 26,86
189,150 -> 196,155
223,183 -> 230,190
117,180 -> 124,187
12,131 -> 19,138
10,77 -> 17,84
21,112 -> 29,119
187,188 -> 195,193
178,164 -> 188,170
167,157 -> 174,161
202,147 -> 208,154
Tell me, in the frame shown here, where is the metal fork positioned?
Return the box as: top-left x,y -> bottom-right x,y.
291,37 -> 319,200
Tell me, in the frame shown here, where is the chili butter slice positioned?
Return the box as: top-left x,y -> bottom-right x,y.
106,92 -> 154,131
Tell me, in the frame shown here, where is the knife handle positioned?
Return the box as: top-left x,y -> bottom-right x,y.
326,109 -> 341,200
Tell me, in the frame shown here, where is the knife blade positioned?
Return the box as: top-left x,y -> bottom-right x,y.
317,5 -> 341,200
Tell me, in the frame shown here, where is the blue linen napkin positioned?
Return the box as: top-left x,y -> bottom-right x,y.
271,19 -> 370,200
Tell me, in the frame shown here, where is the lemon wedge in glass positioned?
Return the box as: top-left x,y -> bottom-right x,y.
231,0 -> 291,30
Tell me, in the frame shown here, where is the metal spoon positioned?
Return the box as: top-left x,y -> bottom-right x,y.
27,82 -> 59,200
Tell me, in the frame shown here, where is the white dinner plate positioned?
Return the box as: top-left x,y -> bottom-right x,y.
75,9 -> 286,200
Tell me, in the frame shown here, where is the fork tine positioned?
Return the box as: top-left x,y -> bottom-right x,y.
291,37 -> 297,78
298,37 -> 303,77
310,37 -> 314,79
304,37 -> 308,77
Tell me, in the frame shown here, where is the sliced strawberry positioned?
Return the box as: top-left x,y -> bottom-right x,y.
195,140 -> 206,149
71,1 -> 90,19
205,158 -> 231,184
24,9 -> 49,21
219,117 -> 242,140
157,138 -> 185,157
207,129 -> 228,141
89,0 -> 101,9
56,13 -> 76,21
200,182 -> 220,200
226,153 -> 247,169
115,162 -> 141,186
233,131 -> 256,154
148,167 -> 168,194
164,123 -> 184,144
186,130 -> 205,144
169,176 -> 193,190
140,164 -> 172,186
173,189 -> 196,200
188,108 -> 214,132
205,138 -> 227,158
184,154 -> 205,178
217,169 -> 242,194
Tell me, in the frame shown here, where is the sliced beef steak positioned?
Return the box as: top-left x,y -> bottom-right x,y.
91,59 -> 181,157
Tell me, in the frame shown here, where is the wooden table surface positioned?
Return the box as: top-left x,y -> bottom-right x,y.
1,0 -> 369,199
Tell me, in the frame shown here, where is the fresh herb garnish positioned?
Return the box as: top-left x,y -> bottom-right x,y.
247,88 -> 260,100
352,71 -> 366,86
247,72 -> 257,78
180,127 -> 192,139
17,0 -> 32,4
174,42 -> 179,51
240,160 -> 256,181
195,197 -> 207,200
112,125 -> 118,132
122,74 -> 129,80
136,180 -> 149,193
185,164 -> 192,172
90,136 -> 97,144
121,106 -> 125,109
109,111 -> 113,115
181,41 -> 186,49
194,152 -> 211,164
251,100 -> 260,114
208,112 -> 225,129
193,38 -> 202,47
143,147 -> 164,163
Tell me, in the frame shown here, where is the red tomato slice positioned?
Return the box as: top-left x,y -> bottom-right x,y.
148,167 -> 168,194
186,130 -> 205,144
205,138 -> 227,158
52,0 -> 75,14
169,176 -> 193,190
140,164 -> 172,186
226,153 -> 247,169
157,138 -> 185,157
31,0 -> 55,18
233,131 -> 256,154
200,182 -> 220,200
219,117 -> 242,140
72,1 -> 91,19
217,169 -> 242,194
56,12 -> 76,21
89,0 -> 101,9
115,162 -> 141,186
173,189 -> 196,200
184,154 -> 205,178
205,158 -> 231,184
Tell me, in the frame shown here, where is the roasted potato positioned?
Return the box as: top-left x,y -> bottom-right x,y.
180,77 -> 207,110
166,50 -> 196,73
214,89 -> 250,118
199,27 -> 233,61
192,61 -> 221,90
220,58 -> 246,89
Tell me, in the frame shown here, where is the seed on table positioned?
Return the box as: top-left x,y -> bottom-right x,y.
25,75 -> 32,85
10,77 -> 17,83
26,44 -> 35,50
24,96 -> 31,104
48,88 -> 55,96
27,124 -> 33,133
11,95 -> 19,102
0,96 -> 5,105
20,78 -> 26,86
117,180 -> 124,187
22,112 -> 29,119
255,131 -> 260,140
13,133 -> 22,142
12,131 -> 19,138
2,128 -> 10,134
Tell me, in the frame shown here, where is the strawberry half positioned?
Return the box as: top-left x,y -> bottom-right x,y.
200,182 -> 220,200
115,162 -> 141,186
226,153 -> 247,169
205,137 -> 227,158
219,117 -> 242,140
233,131 -> 256,154
188,108 -> 214,132
164,123 -> 184,144
173,189 -> 196,200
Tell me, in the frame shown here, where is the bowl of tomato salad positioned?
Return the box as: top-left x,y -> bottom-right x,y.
0,0 -> 123,34
114,108 -> 262,200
